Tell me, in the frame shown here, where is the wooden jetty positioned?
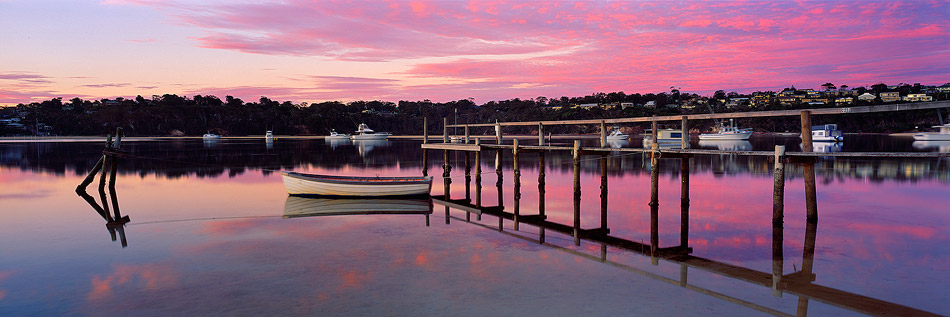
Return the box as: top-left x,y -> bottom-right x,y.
421,101 -> 948,316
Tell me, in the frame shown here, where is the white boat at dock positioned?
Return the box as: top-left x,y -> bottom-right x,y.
912,123 -> 950,141
202,133 -> 221,139
699,120 -> 752,140
606,127 -> 628,141
325,129 -> 350,140
281,171 -> 432,197
283,196 -> 433,218
350,123 -> 391,140
642,129 -> 683,147
801,124 -> 844,142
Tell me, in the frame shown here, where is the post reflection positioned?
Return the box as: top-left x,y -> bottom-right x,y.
431,148 -> 937,317
76,131 -> 131,247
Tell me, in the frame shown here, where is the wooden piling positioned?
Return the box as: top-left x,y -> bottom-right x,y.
651,119 -> 658,146
538,151 -> 546,217
513,139 -> 521,231
572,140 -> 581,245
649,143 -> 660,208
538,123 -> 545,146
680,156 -> 690,248
600,120 -> 607,147
681,116 -> 689,149
443,117 -> 449,143
599,155 -> 607,231
464,152 -> 471,201
800,111 -> 818,222
495,121 -> 502,144
475,139 -> 482,221
76,156 -> 105,192
423,117 -> 428,144
443,149 -> 451,224
464,125 -> 470,144
772,145 -> 786,225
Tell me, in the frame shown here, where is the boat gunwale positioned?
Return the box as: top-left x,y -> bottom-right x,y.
282,171 -> 432,185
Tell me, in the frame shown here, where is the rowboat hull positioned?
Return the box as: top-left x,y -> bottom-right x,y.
281,172 -> 432,197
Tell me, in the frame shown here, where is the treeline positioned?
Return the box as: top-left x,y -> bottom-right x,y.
1,90 -> 946,137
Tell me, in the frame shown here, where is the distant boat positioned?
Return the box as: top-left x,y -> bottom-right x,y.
699,120 -> 752,140
606,127 -> 628,140
265,130 -> 274,140
350,123 -> 391,140
801,124 -> 843,142
202,133 -> 221,139
642,129 -> 683,147
325,129 -> 350,140
281,171 -> 432,197
283,196 -> 433,218
912,124 -> 950,141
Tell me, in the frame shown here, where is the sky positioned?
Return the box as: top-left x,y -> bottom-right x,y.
1,0 -> 948,106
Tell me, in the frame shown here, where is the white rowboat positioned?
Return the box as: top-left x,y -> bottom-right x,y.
281,171 -> 432,197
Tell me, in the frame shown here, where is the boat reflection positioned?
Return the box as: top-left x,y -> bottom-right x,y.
353,139 -> 389,156
605,139 -> 628,149
801,142 -> 842,153
912,140 -> 950,152
326,137 -> 351,149
698,140 -> 752,151
202,138 -> 220,148
283,196 -> 433,218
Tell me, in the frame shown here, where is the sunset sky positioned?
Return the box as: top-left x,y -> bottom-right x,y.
1,0 -> 948,106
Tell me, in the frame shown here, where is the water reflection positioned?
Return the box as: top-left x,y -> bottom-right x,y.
801,142 -> 843,153
605,139 -> 628,149
283,196 -> 433,218
912,140 -> 950,152
326,137 -> 350,149
698,140 -> 752,151
353,139 -> 389,157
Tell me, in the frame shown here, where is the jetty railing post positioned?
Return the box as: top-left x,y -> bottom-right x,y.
474,139 -> 482,220
538,150 -> 545,218
572,140 -> 581,246
800,110 -> 818,222
538,123 -> 544,146
464,125 -> 470,144
512,139 -> 520,231
495,121 -> 502,144
651,118 -> 658,147
599,154 -> 608,232
600,120 -> 607,147
772,145 -> 786,225
442,149 -> 451,224
681,116 -> 689,149
772,223 -> 784,297
443,117 -> 449,143
423,117 -> 428,144
680,155 -> 690,248
650,142 -> 660,265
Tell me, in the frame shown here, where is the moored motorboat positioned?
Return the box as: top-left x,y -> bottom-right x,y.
281,171 -> 432,197
265,130 -> 274,140
801,124 -> 843,142
699,120 -> 752,140
642,129 -> 683,147
325,129 -> 350,140
202,133 -> 221,139
350,123 -> 391,140
606,127 -> 628,140
912,124 -> 950,141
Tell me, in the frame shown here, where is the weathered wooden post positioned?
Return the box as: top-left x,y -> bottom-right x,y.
680,155 -> 690,248
572,140 -> 582,246
495,120 -> 502,144
599,154 -> 608,231
513,139 -> 521,231
681,116 -> 689,149
772,224 -> 784,297
464,125 -> 470,144
772,145 -> 786,225
650,142 -> 660,265
680,264 -> 688,287
797,221 -> 819,315
422,149 -> 428,177
651,118 -> 658,147
423,117 -> 428,144
474,139 -> 482,221
600,120 -> 607,147
443,149 -> 451,224
800,110 -> 818,222
538,123 -> 545,146
443,117 -> 449,143
538,150 -> 546,218
464,152 -> 472,201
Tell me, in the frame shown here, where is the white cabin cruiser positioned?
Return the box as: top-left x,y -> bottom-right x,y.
350,123 -> 391,140
325,129 -> 350,140
801,124 -> 844,142
699,120 -> 752,140
912,124 -> 950,141
606,127 -> 628,140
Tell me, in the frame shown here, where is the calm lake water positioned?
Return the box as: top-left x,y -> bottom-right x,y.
0,136 -> 947,315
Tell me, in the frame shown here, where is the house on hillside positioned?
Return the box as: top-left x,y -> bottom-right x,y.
880,92 -> 901,102
903,94 -> 932,102
858,93 -> 876,101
